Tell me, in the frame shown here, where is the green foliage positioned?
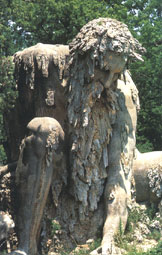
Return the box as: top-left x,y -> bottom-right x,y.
9,0 -> 162,152
0,0 -> 161,158
72,239 -> 101,255
126,241 -> 162,255
0,145 -> 6,164
53,238 -> 101,255
0,0 -> 13,56
11,0 -> 109,45
115,205 -> 162,254
1,252 -> 8,255
126,207 -> 143,233
89,238 -> 101,252
51,219 -> 61,235
147,229 -> 161,242
72,249 -> 90,255
114,218 -> 125,245
0,56 -> 17,112
115,208 -> 143,247
0,56 -> 17,164
147,241 -> 162,255
145,204 -> 157,220
129,0 -> 162,151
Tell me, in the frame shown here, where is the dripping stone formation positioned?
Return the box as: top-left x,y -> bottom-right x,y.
3,18 -> 160,255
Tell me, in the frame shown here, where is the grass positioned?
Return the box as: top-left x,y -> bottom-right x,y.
145,204 -> 157,220
114,204 -> 162,255
51,219 -> 61,235
56,239 -> 101,255
147,229 -> 161,241
3,204 -> 160,255
59,239 -> 162,255
50,203 -> 161,255
126,241 -> 162,255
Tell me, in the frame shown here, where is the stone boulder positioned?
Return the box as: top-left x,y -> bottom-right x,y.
133,150 -> 162,203
0,211 -> 15,241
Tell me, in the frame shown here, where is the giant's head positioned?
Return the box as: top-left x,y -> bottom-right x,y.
69,18 -> 145,88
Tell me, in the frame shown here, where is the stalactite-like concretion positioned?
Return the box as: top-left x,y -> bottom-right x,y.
14,43 -> 69,89
6,18 -> 146,254
6,44 -> 70,254
67,18 -> 144,254
5,44 -> 69,162
15,45 -> 69,207
68,17 -> 143,222
14,43 -> 69,127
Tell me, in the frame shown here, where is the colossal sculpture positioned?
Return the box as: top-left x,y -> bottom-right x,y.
3,18 -> 147,255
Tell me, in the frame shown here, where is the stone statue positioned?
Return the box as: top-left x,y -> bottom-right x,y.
68,18 -> 143,255
97,71 -> 139,255
3,18 -> 147,255
11,117 -> 65,255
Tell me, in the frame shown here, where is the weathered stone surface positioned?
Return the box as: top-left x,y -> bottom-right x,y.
133,150 -> 162,238
3,18 -> 145,255
159,200 -> 162,235
0,211 -> 14,241
14,117 -> 65,255
68,18 -> 142,254
68,17 -> 142,221
14,43 -> 69,90
133,150 -> 162,203
4,44 -> 69,162
98,71 -> 139,255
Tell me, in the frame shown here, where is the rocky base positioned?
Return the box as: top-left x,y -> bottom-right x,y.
45,202 -> 161,255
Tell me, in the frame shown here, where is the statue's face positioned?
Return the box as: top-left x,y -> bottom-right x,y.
103,51 -> 127,88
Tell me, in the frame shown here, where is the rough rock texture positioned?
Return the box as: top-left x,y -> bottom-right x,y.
4,43 -> 69,162
0,170 -> 17,253
12,117 -> 65,255
133,150 -> 162,203
125,203 -> 160,253
68,18 -> 142,254
159,200 -> 162,235
0,211 -> 15,241
3,18 -> 145,255
133,150 -> 162,238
